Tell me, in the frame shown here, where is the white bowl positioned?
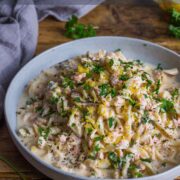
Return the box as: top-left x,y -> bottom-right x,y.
4,37 -> 180,180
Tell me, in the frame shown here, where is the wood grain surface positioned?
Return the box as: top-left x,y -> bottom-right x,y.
0,1 -> 179,180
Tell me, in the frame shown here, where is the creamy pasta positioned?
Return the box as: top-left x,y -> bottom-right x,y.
17,50 -> 180,179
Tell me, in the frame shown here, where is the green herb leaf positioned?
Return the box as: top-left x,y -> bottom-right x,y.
135,59 -> 143,66
65,15 -> 96,39
128,98 -> 136,107
156,63 -> 163,70
38,127 -> 51,140
50,96 -> 59,104
109,59 -> 114,67
154,79 -> 161,94
140,158 -> 152,163
94,136 -> 104,141
141,110 -> 151,124
119,74 -> 129,81
74,97 -> 81,102
83,84 -> 91,91
160,98 -> 176,113
92,64 -> 104,74
170,9 -> 180,26
171,88 -> 179,100
135,172 -> 143,177
35,106 -> 44,116
62,77 -> 74,89
99,83 -> 110,97
108,117 -> 115,128
169,25 -> 180,38
110,88 -> 117,97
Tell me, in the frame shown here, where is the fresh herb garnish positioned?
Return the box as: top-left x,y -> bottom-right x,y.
170,9 -> 180,25
110,88 -> 117,97
140,158 -> 152,163
134,172 -> 143,177
171,88 -> 179,100
128,164 -> 138,171
64,15 -> 96,39
83,84 -> 91,91
119,74 -> 129,81
108,117 -> 115,128
99,84 -> 117,98
141,110 -> 151,124
108,152 -> 133,169
154,79 -> 161,94
94,136 -> 104,141
62,77 -> 74,89
74,97 -> 81,102
85,127 -> 93,135
128,98 -> 137,107
35,106 -> 44,116
92,64 -> 104,74
135,59 -> 143,66
160,98 -> 175,113
156,63 -> 163,70
99,84 -> 110,97
50,96 -> 59,104
114,48 -> 121,52
168,9 -> 180,39
109,59 -> 114,67
38,127 -> 51,140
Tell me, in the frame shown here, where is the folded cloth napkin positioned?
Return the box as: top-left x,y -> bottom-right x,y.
0,0 -> 103,120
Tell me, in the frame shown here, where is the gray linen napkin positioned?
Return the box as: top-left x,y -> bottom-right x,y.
0,0 -> 103,120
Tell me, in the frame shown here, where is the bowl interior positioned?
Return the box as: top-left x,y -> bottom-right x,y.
4,36 -> 180,180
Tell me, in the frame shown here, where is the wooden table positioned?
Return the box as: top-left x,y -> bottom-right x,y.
0,1 -> 179,180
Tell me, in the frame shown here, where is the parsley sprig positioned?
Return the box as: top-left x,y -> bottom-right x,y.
168,9 -> 180,39
65,15 -> 96,39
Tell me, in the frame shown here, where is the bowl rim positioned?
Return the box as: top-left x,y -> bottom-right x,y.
4,36 -> 180,180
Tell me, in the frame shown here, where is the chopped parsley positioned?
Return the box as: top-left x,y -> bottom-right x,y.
128,98 -> 137,107
156,63 -> 163,70
99,84 -> 110,97
171,88 -> 179,100
114,48 -> 121,52
94,136 -> 104,142
99,84 -> 117,98
109,59 -> 114,67
140,158 -> 152,163
92,64 -> 104,74
38,127 -> 51,140
35,106 -> 44,116
134,172 -> 143,177
141,110 -> 151,124
83,84 -> 91,91
168,9 -> 180,39
64,15 -> 96,39
62,77 -> 74,89
74,97 -> 81,102
135,59 -> 143,66
160,98 -> 175,113
154,79 -> 161,94
108,152 -> 133,169
50,96 -> 59,104
108,117 -> 115,128
85,127 -> 93,135
110,88 -> 117,97
119,74 -> 129,81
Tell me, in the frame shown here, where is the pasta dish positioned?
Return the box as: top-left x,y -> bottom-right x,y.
17,50 -> 180,179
